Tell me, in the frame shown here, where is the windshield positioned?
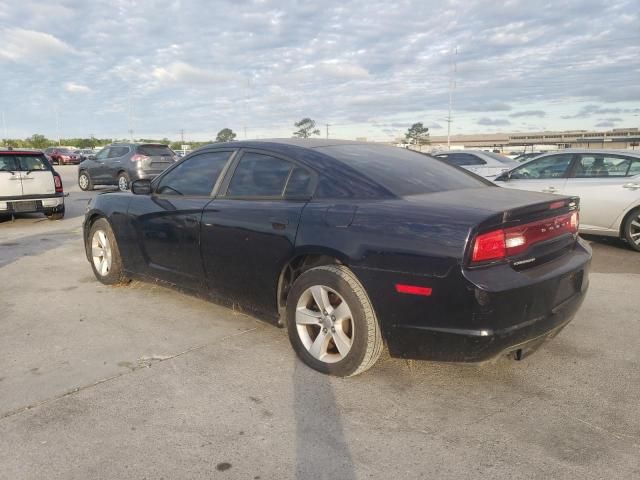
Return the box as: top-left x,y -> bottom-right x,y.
316,144 -> 492,196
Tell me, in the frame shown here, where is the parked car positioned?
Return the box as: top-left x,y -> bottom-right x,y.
495,149 -> 640,251
77,143 -> 177,192
433,150 -> 517,178
74,149 -> 95,161
43,147 -> 81,165
0,150 -> 65,219
83,140 -> 591,376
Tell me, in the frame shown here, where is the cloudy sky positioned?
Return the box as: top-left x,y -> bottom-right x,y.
0,0 -> 639,142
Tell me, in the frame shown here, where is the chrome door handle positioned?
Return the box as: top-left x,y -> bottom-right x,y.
623,183 -> 640,190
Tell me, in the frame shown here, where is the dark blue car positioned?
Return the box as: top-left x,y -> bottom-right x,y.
83,139 -> 591,376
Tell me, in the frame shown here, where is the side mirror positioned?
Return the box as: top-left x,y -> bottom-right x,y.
87,154 -> 96,160
131,179 -> 152,195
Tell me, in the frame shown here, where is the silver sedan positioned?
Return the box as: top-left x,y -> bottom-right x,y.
494,149 -> 640,251
433,150 -> 518,178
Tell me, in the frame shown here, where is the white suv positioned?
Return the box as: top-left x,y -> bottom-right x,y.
0,150 -> 65,220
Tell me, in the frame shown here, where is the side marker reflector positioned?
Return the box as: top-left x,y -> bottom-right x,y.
395,284 -> 432,296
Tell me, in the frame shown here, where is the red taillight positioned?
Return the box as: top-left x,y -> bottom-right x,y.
471,211 -> 579,265
472,230 -> 506,263
131,154 -> 149,162
53,174 -> 63,193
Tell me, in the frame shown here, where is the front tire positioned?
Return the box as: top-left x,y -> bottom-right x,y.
117,172 -> 130,192
78,170 -> 93,191
286,265 -> 383,377
88,218 -> 129,285
622,207 -> 640,252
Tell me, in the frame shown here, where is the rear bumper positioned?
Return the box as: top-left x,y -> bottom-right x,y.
0,194 -> 64,214
353,238 -> 591,362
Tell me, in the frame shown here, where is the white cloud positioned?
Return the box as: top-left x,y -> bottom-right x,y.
151,62 -> 230,85
0,28 -> 75,62
64,82 -> 91,93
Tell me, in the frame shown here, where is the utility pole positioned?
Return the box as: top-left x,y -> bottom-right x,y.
127,87 -> 133,142
446,47 -> 457,150
55,106 -> 61,145
179,129 -> 185,144
325,123 -> 330,139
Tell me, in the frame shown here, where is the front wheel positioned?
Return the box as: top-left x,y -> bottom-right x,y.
286,265 -> 383,377
88,218 -> 130,285
622,207 -> 640,252
117,172 -> 130,192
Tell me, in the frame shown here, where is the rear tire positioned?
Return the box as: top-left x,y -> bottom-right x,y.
286,265 -> 383,377
117,172 -> 130,192
88,218 -> 130,285
46,206 -> 65,221
622,207 -> 640,252
78,170 -> 93,191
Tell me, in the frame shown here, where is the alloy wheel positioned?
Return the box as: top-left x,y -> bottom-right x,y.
79,174 -> 89,190
91,229 -> 112,276
118,176 -> 129,191
295,285 -> 355,363
630,213 -> 640,247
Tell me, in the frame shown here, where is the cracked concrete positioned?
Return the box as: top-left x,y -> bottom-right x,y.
0,166 -> 639,479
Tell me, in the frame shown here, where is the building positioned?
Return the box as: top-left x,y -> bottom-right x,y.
425,127 -> 640,152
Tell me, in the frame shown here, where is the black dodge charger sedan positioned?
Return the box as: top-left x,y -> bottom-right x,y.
83,139 -> 591,376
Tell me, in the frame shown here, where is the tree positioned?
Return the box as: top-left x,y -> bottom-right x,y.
28,134 -> 51,149
293,118 -> 320,138
404,123 -> 430,148
216,128 -> 236,143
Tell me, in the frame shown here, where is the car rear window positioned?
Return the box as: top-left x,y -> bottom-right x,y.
0,155 -> 50,171
137,145 -> 173,156
316,144 -> 491,196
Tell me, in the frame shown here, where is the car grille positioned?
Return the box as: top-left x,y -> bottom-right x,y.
8,200 -> 42,212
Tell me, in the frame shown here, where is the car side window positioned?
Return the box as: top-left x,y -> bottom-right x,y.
285,166 -> 314,197
448,153 -> 486,166
510,154 -> 573,180
156,151 -> 232,196
108,146 -> 129,158
226,152 -> 294,198
95,148 -> 110,160
628,159 -> 640,177
572,154 -> 630,178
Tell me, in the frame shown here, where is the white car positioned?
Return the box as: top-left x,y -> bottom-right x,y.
0,150 -> 65,220
433,150 -> 518,178
494,149 -> 640,251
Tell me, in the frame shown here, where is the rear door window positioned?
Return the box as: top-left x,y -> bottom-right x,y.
572,154 -> 632,178
628,160 -> 640,177
108,146 -> 129,158
156,151 -> 233,196
226,153 -> 294,197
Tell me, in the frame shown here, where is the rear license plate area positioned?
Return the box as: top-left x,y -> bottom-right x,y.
554,271 -> 582,305
10,201 -> 38,212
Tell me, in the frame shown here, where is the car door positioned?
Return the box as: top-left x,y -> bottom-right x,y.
0,156 -> 23,197
200,149 -> 315,315
16,154 -> 55,196
496,153 -> 574,194
126,150 -> 235,290
561,154 -> 640,232
90,147 -> 111,182
104,146 -> 130,183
